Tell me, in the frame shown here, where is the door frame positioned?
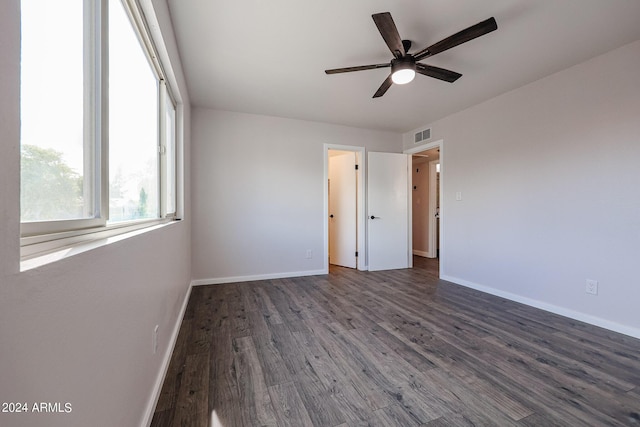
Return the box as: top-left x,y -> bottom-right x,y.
428,159 -> 439,258
324,144 -> 366,273
405,139 -> 444,277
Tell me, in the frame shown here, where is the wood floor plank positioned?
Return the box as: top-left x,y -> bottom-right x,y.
346,326 -> 449,422
207,326 -> 239,427
232,336 -> 278,426
149,409 -> 172,427
209,287 -> 231,330
170,352 -> 209,427
292,365 -> 347,427
319,275 -> 388,325
362,322 -> 438,372
290,324 -> 347,389
290,324 -> 390,424
368,282 -> 494,340
240,281 -> 261,313
268,322 -> 310,375
550,330 -> 640,387
268,381 -> 314,427
303,280 -> 379,330
187,308 -> 213,355
484,333 -> 640,425
152,257 -> 640,427
371,404 -> 422,426
275,278 -> 324,320
483,331 -> 637,394
246,310 -> 292,387
307,321 -> 394,411
154,317 -> 192,414
423,412 -> 484,427
270,279 -> 312,321
226,287 -> 252,338
263,279 -> 311,330
509,303 -> 640,350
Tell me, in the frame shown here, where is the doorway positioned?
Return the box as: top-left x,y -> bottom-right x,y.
328,150 -> 357,268
324,145 -> 414,273
405,140 -> 443,276
323,144 -> 365,273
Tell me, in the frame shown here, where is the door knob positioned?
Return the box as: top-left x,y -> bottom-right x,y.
370,215 -> 377,219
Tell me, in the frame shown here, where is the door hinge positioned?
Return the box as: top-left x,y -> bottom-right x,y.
355,164 -> 359,170
355,251 -> 358,257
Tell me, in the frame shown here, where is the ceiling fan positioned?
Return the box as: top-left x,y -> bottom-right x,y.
325,12 -> 497,98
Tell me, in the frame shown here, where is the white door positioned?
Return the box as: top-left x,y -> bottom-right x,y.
367,152 -> 410,271
329,152 -> 357,268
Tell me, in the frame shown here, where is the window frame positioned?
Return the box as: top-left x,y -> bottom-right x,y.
160,80 -> 178,219
19,0 -> 179,259
20,0 -> 107,238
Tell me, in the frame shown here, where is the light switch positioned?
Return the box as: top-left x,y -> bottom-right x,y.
456,191 -> 462,201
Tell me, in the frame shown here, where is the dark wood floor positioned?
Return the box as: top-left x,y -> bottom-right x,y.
151,257 -> 640,426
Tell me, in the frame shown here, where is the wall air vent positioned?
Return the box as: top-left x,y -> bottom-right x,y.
414,127 -> 432,143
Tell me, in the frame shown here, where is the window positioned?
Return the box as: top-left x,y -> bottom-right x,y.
20,0 -> 179,254
108,0 -> 159,222
20,0 -> 97,227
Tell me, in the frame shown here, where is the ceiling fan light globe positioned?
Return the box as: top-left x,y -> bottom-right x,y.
391,69 -> 415,85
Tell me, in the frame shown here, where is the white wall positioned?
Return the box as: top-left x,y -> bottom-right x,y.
191,109 -> 401,283
405,40 -> 640,338
0,1 -> 192,426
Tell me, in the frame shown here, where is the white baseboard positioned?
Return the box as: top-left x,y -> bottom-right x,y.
413,250 -> 430,258
141,283 -> 193,427
191,268 -> 327,286
441,274 -> 640,340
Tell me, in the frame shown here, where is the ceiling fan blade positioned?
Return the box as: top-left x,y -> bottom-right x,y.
414,17 -> 497,61
325,63 -> 390,74
416,63 -> 462,83
373,75 -> 393,98
372,12 -> 405,58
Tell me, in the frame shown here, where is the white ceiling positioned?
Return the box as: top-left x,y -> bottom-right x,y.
166,0 -> 640,133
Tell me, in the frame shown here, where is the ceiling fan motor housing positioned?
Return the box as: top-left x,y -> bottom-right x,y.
391,56 -> 416,84
391,56 -> 416,72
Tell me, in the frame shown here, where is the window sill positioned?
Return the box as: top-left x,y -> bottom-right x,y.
20,219 -> 179,271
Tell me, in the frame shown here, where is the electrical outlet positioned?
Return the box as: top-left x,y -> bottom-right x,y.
456,191 -> 462,201
306,249 -> 313,259
586,279 -> 598,295
153,325 -> 159,354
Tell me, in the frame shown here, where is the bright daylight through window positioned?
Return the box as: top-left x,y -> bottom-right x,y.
20,1 -> 89,223
109,0 -> 159,222
20,0 -> 178,250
